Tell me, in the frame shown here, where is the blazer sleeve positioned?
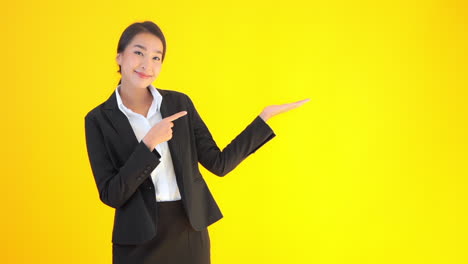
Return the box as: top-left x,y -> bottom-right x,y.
186,96 -> 276,176
84,113 -> 161,209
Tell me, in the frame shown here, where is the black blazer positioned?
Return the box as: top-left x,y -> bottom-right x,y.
84,88 -> 275,245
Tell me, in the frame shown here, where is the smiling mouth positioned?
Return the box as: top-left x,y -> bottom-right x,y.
135,71 -> 152,78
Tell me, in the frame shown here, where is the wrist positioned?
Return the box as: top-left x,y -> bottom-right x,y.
142,138 -> 153,151
259,111 -> 271,122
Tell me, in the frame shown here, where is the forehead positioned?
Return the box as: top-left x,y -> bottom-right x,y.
128,33 -> 163,53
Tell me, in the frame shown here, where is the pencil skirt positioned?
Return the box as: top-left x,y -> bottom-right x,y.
112,200 -> 211,264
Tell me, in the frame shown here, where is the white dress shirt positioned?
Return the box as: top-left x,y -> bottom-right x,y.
115,84 -> 182,201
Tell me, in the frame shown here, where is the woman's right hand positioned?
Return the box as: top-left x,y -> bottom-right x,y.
142,111 -> 187,150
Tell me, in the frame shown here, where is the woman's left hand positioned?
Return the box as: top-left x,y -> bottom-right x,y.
259,98 -> 310,122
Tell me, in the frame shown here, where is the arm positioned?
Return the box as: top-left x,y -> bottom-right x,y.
186,96 -> 276,176
84,114 -> 161,209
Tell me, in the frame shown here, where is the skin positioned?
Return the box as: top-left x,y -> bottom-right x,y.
116,32 -> 309,151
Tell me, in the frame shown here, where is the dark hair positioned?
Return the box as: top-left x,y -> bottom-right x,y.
116,21 -> 167,85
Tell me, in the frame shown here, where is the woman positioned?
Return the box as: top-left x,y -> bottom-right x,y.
84,21 -> 309,264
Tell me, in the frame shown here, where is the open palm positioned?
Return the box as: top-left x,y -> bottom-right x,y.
260,98 -> 310,121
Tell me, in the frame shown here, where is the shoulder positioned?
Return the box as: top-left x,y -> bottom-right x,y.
157,88 -> 195,106
157,88 -> 190,99
84,91 -> 116,121
85,103 -> 105,122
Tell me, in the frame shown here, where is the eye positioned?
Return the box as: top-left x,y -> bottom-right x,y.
153,57 -> 161,61
134,51 -> 143,56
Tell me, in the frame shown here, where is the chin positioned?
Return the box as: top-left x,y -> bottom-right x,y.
130,79 -> 152,89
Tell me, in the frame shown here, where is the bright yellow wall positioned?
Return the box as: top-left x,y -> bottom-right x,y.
1,0 -> 467,263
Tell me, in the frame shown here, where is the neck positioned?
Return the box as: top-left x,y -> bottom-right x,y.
118,81 -> 153,109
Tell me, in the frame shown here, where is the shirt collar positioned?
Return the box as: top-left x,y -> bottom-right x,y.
115,84 -> 163,118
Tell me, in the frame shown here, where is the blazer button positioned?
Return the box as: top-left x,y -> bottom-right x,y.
144,169 -> 149,174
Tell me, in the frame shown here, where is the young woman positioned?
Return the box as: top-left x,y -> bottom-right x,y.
84,21 -> 309,264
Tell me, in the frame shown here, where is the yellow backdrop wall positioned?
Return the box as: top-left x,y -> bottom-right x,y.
1,0 -> 467,263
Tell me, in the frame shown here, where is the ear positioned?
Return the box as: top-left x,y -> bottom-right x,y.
116,53 -> 122,66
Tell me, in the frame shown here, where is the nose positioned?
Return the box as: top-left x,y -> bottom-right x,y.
140,57 -> 152,71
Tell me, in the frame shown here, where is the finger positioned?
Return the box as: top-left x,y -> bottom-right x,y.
165,111 -> 188,122
271,99 -> 309,115
291,98 -> 310,106
298,98 -> 311,103
284,98 -> 310,109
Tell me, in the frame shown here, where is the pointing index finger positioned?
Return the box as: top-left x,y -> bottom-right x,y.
165,111 -> 188,122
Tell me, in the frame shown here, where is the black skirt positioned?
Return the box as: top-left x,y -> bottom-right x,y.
112,201 -> 211,264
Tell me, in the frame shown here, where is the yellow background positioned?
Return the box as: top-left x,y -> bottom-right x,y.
1,0 -> 467,263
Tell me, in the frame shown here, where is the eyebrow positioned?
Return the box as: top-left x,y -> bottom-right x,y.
133,44 -> 163,54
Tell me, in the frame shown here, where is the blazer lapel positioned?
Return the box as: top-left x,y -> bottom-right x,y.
102,92 -> 139,155
158,89 -> 186,193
